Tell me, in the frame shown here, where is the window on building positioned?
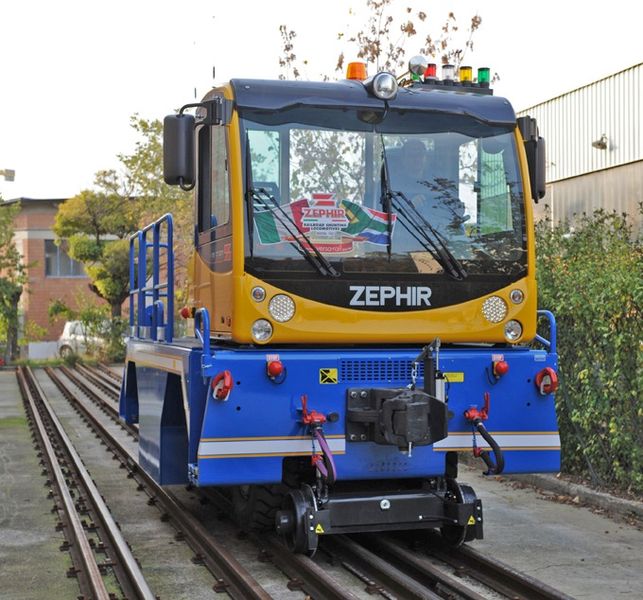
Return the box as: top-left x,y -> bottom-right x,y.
44,240 -> 85,277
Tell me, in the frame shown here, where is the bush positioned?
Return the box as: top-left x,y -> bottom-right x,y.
536,209 -> 642,495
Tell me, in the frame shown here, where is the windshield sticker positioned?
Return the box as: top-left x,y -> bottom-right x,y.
254,193 -> 396,253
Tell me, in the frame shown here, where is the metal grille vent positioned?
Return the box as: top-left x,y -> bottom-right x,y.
339,359 -> 424,383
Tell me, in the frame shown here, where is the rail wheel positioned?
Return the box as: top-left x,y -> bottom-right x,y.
440,479 -> 478,547
232,484 -> 287,531
275,484 -> 318,556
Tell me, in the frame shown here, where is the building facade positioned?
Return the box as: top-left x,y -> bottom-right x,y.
4,197 -> 98,358
517,62 -> 642,234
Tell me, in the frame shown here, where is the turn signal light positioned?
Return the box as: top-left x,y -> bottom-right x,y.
492,360 -> 509,378
267,360 -> 284,379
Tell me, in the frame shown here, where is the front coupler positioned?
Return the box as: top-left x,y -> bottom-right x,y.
275,481 -> 483,555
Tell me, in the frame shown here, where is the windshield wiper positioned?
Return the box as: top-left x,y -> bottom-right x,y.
391,190 -> 468,280
250,188 -> 340,278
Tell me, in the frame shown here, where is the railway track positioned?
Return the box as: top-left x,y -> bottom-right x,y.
17,366 -> 155,600
16,364 -> 576,599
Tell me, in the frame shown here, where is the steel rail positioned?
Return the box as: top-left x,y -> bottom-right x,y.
19,367 -> 156,600
324,535 -> 443,600
44,367 -> 271,600
75,363 -> 121,398
94,362 -> 122,383
428,538 -> 576,600
57,365 -> 138,440
356,534 -> 488,600
204,488 -> 360,600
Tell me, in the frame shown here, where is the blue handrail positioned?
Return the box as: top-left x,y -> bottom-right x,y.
535,309 -> 557,354
194,307 -> 214,370
128,213 -> 174,343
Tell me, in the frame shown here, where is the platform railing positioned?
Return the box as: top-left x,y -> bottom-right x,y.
128,213 -> 174,343
535,309 -> 557,354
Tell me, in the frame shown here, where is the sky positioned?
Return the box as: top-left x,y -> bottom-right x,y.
1,0 -> 641,200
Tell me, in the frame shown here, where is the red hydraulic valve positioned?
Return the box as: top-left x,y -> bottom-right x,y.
464,392 -> 490,422
535,367 -> 559,395
301,394 -> 326,426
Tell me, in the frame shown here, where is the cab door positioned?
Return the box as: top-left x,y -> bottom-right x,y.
194,108 -> 233,336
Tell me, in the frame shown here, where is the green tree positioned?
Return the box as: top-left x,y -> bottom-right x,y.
54,116 -> 192,318
0,199 -> 26,362
54,189 -> 137,317
536,209 -> 643,493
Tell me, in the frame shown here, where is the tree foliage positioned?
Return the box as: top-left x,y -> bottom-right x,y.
536,209 -> 643,494
279,0 -> 484,80
0,200 -> 26,361
54,116 -> 192,317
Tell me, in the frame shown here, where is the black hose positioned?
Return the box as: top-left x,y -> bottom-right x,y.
475,420 -> 505,475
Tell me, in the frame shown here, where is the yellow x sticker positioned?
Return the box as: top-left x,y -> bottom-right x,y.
319,368 -> 338,384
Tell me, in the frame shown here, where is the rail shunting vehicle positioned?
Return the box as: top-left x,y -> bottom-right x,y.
120,56 -> 560,555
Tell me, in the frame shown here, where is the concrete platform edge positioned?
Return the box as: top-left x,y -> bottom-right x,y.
509,473 -> 643,521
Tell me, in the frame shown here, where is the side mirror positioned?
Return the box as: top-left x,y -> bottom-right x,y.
517,116 -> 546,202
163,114 -> 195,189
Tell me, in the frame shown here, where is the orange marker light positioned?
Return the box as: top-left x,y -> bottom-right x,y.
346,62 -> 367,81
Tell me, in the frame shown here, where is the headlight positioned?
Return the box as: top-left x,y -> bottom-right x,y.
504,320 -> 523,342
251,319 -> 273,342
268,294 -> 295,323
510,289 -> 524,304
482,296 -> 508,323
251,286 -> 266,302
370,72 -> 398,100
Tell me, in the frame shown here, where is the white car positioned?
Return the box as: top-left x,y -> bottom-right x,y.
57,321 -> 104,358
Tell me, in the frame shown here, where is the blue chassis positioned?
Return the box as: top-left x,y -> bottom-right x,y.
119,319 -> 560,487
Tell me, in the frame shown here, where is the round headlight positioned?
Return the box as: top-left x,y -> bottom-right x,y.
504,320 -> 523,342
408,55 -> 428,76
251,286 -> 266,302
251,319 -> 273,342
482,296 -> 508,323
268,294 -> 295,323
371,72 -> 398,100
510,289 -> 524,304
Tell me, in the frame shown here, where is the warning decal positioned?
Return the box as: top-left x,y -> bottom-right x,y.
467,515 -> 476,525
319,368 -> 338,384
315,524 -> 325,534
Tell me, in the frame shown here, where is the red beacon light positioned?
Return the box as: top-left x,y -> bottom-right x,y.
424,63 -> 437,80
180,306 -> 194,319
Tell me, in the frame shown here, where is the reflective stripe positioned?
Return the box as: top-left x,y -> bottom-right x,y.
433,432 -> 560,451
199,436 -> 346,458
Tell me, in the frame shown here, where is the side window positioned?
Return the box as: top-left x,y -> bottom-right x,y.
248,129 -> 281,201
479,148 -> 512,233
211,126 -> 230,228
459,140 -> 513,234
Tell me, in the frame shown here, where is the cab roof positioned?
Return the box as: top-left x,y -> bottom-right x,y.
230,78 -> 516,126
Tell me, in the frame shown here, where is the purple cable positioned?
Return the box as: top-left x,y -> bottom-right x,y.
313,428 -> 337,484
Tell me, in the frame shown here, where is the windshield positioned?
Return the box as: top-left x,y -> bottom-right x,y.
241,106 -> 526,279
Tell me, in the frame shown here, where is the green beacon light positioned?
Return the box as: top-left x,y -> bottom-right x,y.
477,67 -> 491,87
